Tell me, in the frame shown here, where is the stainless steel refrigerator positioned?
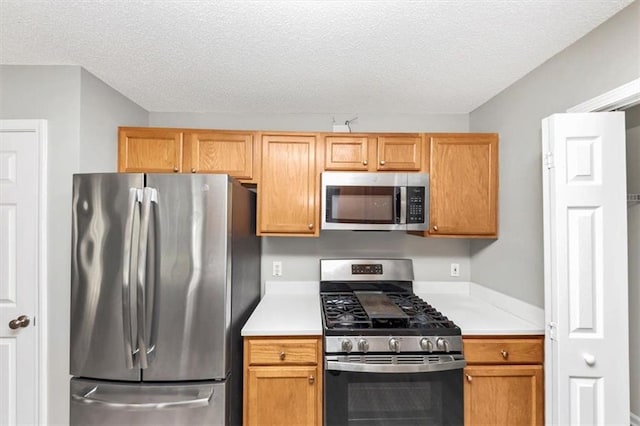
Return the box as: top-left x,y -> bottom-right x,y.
69,173 -> 260,425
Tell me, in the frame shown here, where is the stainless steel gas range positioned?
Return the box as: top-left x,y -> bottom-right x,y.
320,258 -> 465,426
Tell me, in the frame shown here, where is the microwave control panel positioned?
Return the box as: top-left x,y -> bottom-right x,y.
406,187 -> 426,224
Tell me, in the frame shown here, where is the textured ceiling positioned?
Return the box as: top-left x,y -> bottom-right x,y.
0,0 -> 634,113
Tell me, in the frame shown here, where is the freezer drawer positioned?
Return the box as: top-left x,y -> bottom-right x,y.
70,378 -> 227,425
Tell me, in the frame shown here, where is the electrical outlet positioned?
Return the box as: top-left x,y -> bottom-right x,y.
272,261 -> 283,277
450,263 -> 460,277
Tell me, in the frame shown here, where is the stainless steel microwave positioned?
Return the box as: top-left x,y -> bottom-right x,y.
321,172 -> 429,231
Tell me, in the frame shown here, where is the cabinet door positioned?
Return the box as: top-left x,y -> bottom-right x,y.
429,134 -> 498,237
259,134 -> 318,236
324,135 -> 370,171
377,135 -> 422,171
118,128 -> 183,173
245,366 -> 319,426
184,132 -> 255,180
464,365 -> 543,426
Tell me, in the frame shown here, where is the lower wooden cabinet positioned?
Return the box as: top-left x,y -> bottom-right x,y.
243,336 -> 322,426
463,336 -> 544,426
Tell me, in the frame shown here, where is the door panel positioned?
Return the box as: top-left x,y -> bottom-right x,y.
70,378 -> 226,426
70,173 -> 143,381
542,112 -> 629,424
0,121 -> 42,425
143,174 -> 230,381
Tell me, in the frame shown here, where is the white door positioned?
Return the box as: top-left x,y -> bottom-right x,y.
542,112 -> 629,425
0,120 -> 45,425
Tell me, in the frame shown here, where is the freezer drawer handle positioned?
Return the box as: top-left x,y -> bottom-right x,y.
71,386 -> 214,411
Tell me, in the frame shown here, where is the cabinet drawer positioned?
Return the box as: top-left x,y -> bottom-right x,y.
247,339 -> 319,365
463,338 -> 543,364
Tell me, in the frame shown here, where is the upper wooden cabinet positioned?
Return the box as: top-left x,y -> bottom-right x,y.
118,127 -> 257,182
184,131 -> 255,179
324,134 -> 422,171
118,127 -> 183,173
258,133 -> 320,236
427,133 -> 498,238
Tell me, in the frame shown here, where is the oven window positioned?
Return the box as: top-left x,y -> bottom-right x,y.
324,370 -> 462,426
327,186 -> 398,224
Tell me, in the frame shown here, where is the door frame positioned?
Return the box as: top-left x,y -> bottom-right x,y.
566,78 -> 640,113
0,119 -> 48,424
545,78 -> 639,425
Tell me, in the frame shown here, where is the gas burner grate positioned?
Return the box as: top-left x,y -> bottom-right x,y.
386,293 -> 458,329
321,293 -> 372,329
322,292 -> 459,332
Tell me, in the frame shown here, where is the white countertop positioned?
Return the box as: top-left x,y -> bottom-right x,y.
241,280 -> 544,337
413,282 -> 544,335
241,282 -> 322,336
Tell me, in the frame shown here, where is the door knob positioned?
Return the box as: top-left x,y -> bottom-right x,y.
380,160 -> 386,166
583,353 -> 596,366
9,315 -> 30,329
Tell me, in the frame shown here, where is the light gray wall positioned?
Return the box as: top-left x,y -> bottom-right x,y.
261,232 -> 470,291
468,1 -> 640,307
0,65 -> 147,425
0,65 -> 81,426
79,69 -> 148,172
150,111 -> 471,285
149,111 -> 469,133
626,104 -> 640,419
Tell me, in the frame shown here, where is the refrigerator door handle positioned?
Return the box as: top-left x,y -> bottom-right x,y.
122,188 -> 142,369
71,385 -> 214,410
137,187 -> 158,369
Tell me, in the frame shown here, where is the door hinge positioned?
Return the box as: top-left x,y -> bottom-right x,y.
545,152 -> 555,169
548,321 -> 557,341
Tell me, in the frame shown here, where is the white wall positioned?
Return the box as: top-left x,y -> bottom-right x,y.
0,65 -> 147,425
468,1 -> 640,307
150,111 -> 471,285
626,104 -> 640,419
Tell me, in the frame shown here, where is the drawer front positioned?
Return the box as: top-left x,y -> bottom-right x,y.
247,339 -> 319,365
463,338 -> 543,364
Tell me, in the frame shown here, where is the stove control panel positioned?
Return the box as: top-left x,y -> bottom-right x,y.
351,264 -> 383,275
325,336 -> 463,354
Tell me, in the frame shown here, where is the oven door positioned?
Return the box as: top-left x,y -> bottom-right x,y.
324,355 -> 464,426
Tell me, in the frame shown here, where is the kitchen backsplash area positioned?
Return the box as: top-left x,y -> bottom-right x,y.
260,230 -> 471,292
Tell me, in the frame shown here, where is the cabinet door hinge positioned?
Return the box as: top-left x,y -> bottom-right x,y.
545,152 -> 555,169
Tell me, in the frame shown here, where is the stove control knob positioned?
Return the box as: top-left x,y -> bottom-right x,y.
341,339 -> 353,353
436,338 -> 450,352
420,338 -> 434,352
358,339 -> 369,353
389,338 -> 401,353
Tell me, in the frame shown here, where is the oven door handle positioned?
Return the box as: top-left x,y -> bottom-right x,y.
325,359 -> 466,374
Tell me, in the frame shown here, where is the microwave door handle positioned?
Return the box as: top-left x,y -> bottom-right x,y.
399,186 -> 407,224
122,188 -> 142,369
136,187 -> 157,369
